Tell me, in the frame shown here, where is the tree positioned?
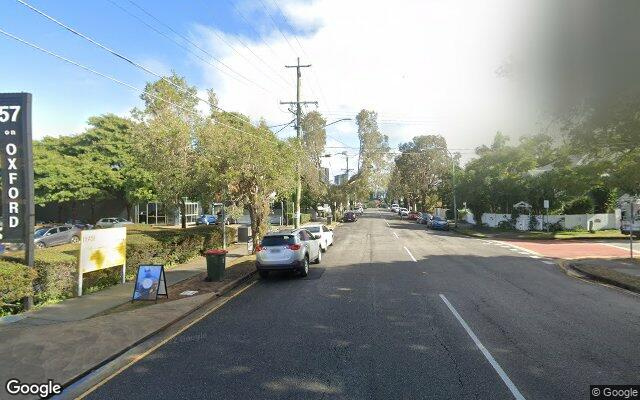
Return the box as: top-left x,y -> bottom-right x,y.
300,111 -> 328,210
197,113 -> 298,246
354,110 -> 390,201
132,73 -> 202,228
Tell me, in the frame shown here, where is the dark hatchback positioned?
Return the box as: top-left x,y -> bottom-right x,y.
343,211 -> 357,222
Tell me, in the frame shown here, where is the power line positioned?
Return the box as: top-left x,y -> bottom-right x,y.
15,0 -> 258,130
106,0 -> 271,93
257,0 -> 298,57
199,0 -> 292,89
0,28 -> 280,147
269,0 -> 332,112
226,0 -> 283,59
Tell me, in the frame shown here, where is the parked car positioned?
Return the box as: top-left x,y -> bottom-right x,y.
95,217 -> 133,229
399,208 -> 409,217
390,203 -> 400,213
304,224 -> 334,252
429,216 -> 450,230
255,229 -> 321,278
343,211 -> 357,222
408,211 -> 420,220
65,219 -> 94,230
34,225 -> 82,248
196,214 -> 218,225
417,212 -> 432,224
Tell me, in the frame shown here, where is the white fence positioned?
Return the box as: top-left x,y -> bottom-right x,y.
470,210 -> 622,231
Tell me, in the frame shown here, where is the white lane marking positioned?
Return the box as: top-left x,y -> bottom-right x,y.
542,260 -> 555,265
439,294 -> 526,400
393,232 -> 399,239
509,248 -> 519,252
500,242 -> 542,257
517,252 -> 530,255
404,246 -> 417,262
384,219 -> 390,227
528,255 -> 540,259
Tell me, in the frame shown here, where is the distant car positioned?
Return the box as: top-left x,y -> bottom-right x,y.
343,211 -> 357,222
304,224 -> 334,251
417,212 -> 432,224
34,225 -> 82,248
95,217 -> 133,229
255,229 -> 321,278
196,214 -> 217,225
408,211 -> 420,220
399,208 -> 409,217
429,216 -> 450,230
390,204 -> 400,213
65,219 -> 93,230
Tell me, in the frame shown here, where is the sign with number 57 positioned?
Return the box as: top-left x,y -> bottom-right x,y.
0,105 -> 21,122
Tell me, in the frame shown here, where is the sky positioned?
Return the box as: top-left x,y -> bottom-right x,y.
1,0 -> 550,179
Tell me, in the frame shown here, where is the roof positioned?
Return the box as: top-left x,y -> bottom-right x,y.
264,229 -> 297,236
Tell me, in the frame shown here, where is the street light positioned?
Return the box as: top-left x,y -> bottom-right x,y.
293,118 -> 352,228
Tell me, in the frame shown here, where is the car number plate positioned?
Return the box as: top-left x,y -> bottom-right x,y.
270,249 -> 281,253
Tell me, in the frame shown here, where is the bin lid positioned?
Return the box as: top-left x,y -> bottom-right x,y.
204,249 -> 228,255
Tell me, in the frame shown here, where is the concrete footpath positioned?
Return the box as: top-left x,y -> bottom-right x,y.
0,244 -> 257,393
563,257 -> 640,294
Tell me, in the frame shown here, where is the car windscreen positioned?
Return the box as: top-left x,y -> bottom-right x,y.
433,217 -> 444,221
34,228 -> 48,238
261,235 -> 295,246
305,226 -> 321,233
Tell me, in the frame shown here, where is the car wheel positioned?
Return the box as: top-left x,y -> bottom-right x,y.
70,235 -> 80,244
321,242 -> 327,253
314,249 -> 322,264
300,256 -> 309,277
35,242 -> 45,249
258,270 -> 269,279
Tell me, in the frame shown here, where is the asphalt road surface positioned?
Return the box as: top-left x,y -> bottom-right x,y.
86,210 -> 640,399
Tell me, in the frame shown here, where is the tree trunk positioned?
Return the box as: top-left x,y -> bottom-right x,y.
180,199 -> 187,229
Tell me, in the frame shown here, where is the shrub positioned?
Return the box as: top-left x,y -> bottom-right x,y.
0,261 -> 37,307
562,196 -> 594,214
497,220 -> 514,230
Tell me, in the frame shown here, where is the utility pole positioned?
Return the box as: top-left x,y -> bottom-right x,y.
281,57 -> 317,228
342,154 -> 354,209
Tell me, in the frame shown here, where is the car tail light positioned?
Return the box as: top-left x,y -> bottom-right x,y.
255,245 -> 265,252
288,244 -> 301,250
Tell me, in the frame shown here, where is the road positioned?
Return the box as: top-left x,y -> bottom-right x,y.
85,210 -> 640,399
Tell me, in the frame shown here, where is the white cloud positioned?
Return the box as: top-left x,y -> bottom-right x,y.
192,0 -> 545,176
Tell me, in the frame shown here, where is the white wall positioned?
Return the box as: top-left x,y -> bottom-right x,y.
475,211 -> 620,231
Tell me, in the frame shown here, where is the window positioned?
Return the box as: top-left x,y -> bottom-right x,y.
306,226 -> 321,233
322,226 -> 329,232
47,228 -> 58,235
59,227 -> 70,232
261,235 -> 295,246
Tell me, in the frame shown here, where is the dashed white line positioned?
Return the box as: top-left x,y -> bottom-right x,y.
393,232 -> 399,239
404,246 -> 417,262
439,294 -> 526,400
528,255 -> 541,259
541,260 -> 555,265
384,219 -> 390,227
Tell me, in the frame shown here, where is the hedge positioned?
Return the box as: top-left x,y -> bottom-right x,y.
0,225 -> 237,313
0,261 -> 37,308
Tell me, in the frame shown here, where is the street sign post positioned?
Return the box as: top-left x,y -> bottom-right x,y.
543,200 -> 550,232
0,93 -> 35,309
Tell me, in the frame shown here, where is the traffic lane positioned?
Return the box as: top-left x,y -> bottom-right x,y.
86,213 -> 514,400
391,217 -> 640,398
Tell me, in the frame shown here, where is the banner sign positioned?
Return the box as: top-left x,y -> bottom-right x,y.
0,93 -> 34,243
132,265 -> 168,301
77,227 -> 127,296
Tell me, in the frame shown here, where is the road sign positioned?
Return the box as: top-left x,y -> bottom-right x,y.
543,200 -> 549,209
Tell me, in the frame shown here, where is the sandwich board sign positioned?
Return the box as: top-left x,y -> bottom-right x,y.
77,227 -> 127,296
132,265 -> 168,301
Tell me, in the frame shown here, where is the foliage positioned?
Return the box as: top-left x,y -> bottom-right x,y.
33,114 -> 154,219
0,262 -> 37,310
562,195 -> 594,214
